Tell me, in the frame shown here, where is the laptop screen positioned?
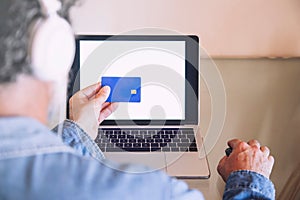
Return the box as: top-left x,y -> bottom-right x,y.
70,35 -> 199,125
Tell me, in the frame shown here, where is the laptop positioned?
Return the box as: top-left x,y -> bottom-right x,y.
69,35 -> 210,178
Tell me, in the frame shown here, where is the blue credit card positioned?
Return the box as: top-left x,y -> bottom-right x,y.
101,77 -> 141,102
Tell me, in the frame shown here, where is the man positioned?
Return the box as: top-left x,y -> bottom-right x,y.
0,0 -> 275,199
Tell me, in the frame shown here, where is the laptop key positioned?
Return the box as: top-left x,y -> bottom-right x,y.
106,130 -> 113,135
178,135 -> 187,139
109,135 -> 117,139
95,138 -> 101,143
124,143 -> 132,148
128,139 -> 136,143
164,138 -> 172,143
148,130 -> 156,134
160,143 -> 167,147
119,139 -> 128,143
157,131 -> 164,135
171,147 -> 180,152
154,139 -> 163,143
110,139 -> 119,143
151,143 -> 159,148
161,135 -> 169,139
179,147 -> 188,152
162,147 -> 171,152
106,148 -> 121,152
140,148 -> 150,152
97,143 -> 106,148
146,139 -> 154,143
128,148 -> 150,152
190,140 -> 197,148
133,143 -> 141,148
106,143 -> 115,148
115,143 -> 123,148
101,138 -> 109,143
172,138 -> 180,143
168,143 -> 177,147
150,147 -> 161,152
137,139 -> 146,143
98,134 -> 104,139
177,143 -> 190,147
126,134 -> 135,139
186,135 -> 195,140
141,143 -> 150,147
118,134 -> 126,139
181,138 -> 189,143
188,147 -> 198,152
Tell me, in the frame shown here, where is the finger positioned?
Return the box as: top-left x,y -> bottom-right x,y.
217,156 -> 227,181
98,103 -> 118,123
248,139 -> 261,148
217,156 -> 227,172
102,102 -> 110,109
267,155 -> 275,176
94,86 -> 111,105
101,102 -> 119,111
228,139 -> 249,152
260,146 -> 270,157
268,155 -> 275,166
78,82 -> 101,99
228,139 -> 243,149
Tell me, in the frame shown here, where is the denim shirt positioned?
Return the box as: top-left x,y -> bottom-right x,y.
0,117 -> 275,200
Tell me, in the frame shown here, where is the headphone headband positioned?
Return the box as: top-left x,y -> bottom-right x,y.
38,0 -> 62,15
29,0 -> 75,82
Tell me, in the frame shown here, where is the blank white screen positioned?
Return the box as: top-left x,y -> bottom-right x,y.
79,40 -> 186,120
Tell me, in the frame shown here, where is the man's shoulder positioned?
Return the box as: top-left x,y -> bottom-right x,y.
1,148 -> 173,199
0,117 -> 76,159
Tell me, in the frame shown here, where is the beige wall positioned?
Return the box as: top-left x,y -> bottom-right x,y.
71,0 -> 300,58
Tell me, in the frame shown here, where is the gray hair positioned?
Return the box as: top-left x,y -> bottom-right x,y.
0,0 -> 78,83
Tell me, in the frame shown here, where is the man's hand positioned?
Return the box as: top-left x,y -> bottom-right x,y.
69,83 -> 118,140
217,139 -> 275,182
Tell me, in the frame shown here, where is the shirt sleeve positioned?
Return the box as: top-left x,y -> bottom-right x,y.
51,119 -> 105,162
223,170 -> 275,200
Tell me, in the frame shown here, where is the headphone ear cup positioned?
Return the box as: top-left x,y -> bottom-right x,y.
29,15 -> 75,82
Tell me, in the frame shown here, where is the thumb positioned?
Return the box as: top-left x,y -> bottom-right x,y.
217,156 -> 228,181
217,156 -> 227,173
78,82 -> 101,99
95,86 -> 111,104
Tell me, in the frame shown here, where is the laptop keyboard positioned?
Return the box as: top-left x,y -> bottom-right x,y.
95,128 -> 198,152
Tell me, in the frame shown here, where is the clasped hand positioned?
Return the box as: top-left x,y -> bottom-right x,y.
217,139 -> 275,181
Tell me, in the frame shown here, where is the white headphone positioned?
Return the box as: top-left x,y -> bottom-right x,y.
29,0 -> 75,82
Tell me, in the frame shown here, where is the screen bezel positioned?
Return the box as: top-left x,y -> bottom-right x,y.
68,35 -> 199,126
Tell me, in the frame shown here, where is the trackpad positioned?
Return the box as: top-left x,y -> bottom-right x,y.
165,152 -> 210,178
104,152 -> 167,173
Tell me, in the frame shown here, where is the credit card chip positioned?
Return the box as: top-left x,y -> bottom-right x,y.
131,89 -> 137,95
